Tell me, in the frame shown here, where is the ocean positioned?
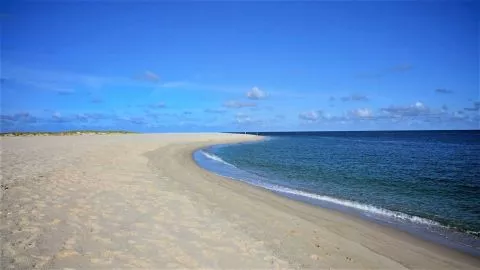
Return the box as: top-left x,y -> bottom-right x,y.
193,130 -> 480,256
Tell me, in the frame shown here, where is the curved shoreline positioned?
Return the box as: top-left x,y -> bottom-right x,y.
180,139 -> 480,268
193,142 -> 480,256
1,133 -> 479,269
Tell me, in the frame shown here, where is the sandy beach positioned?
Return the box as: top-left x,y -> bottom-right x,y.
1,133 -> 479,269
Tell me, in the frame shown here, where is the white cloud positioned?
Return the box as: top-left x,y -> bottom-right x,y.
350,108 -> 373,118
52,112 -> 62,119
299,110 -> 323,121
246,86 -> 267,100
381,101 -> 430,117
414,101 -> 425,109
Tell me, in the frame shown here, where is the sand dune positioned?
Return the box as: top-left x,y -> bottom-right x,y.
1,133 -> 478,269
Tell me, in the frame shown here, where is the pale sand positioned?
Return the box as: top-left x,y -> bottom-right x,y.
0,133 -> 479,269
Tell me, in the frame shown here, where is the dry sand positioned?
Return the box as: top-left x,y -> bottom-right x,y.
0,133 -> 479,269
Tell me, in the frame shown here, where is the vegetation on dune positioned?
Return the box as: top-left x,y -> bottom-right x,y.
0,130 -> 137,137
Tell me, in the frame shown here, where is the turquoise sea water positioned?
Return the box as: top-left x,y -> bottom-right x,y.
194,130 -> 480,256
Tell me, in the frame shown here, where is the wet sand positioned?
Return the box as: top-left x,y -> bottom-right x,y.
1,133 -> 479,269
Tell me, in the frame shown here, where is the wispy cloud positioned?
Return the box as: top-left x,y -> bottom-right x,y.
160,81 -> 190,88
90,97 -> 103,104
356,64 -> 413,79
148,102 -> 166,109
380,101 -> 430,117
50,112 -> 71,123
204,108 -> 227,114
133,70 -> 161,83
298,110 -> 323,122
4,66 -> 120,91
387,64 -> 413,73
55,88 -> 75,95
3,66 -> 165,95
435,88 -> 453,94
464,101 -> 480,111
116,116 -> 146,125
234,112 -> 262,125
141,71 -> 160,83
223,100 -> 257,109
145,111 -> 174,119
20,80 -> 76,95
75,113 -> 112,122
1,112 -> 37,123
4,67 -> 310,100
340,94 -> 369,102
158,81 -> 243,95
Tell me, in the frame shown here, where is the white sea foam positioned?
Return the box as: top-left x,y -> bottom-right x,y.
199,148 -> 443,228
200,150 -> 236,167
262,184 -> 442,227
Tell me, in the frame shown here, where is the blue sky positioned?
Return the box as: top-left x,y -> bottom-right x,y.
1,1 -> 479,132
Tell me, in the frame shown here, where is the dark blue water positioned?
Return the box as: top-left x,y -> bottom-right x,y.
193,130 -> 480,256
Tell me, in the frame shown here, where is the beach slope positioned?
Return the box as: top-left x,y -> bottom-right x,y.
1,133 -> 478,269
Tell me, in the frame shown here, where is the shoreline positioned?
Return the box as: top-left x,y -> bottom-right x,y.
148,135 -> 480,267
193,141 -> 480,257
1,133 -> 479,268
179,140 -> 480,267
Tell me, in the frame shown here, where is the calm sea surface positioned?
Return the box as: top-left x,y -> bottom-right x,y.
194,130 -> 480,255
